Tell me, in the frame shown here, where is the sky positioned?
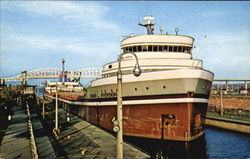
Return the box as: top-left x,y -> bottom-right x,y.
1,1 -> 250,81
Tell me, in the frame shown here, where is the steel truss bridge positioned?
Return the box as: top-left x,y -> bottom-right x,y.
1,67 -> 103,82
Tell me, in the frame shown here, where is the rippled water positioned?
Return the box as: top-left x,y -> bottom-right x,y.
125,127 -> 250,159
205,128 -> 250,159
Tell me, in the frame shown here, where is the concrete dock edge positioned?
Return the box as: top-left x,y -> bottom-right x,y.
205,116 -> 250,134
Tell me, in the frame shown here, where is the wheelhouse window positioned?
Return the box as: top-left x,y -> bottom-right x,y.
122,45 -> 192,53
148,45 -> 153,51
153,46 -> 158,51
138,46 -> 142,52
163,46 -> 168,52
132,46 -> 137,52
142,45 -> 148,51
173,46 -> 177,52
169,46 -> 173,52
183,46 -> 188,53
159,46 -> 163,51
178,46 -> 182,52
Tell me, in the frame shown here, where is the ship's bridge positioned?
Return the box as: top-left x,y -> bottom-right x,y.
121,34 -> 194,54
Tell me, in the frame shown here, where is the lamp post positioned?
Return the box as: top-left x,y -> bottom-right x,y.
116,52 -> 141,159
53,83 -> 59,138
62,59 -> 65,84
55,84 -> 58,131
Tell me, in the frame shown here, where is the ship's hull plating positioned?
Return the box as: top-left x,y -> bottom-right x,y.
72,93 -> 209,141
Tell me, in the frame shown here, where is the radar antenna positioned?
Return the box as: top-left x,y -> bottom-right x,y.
139,16 -> 155,35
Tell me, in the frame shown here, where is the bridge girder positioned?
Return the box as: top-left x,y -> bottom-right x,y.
1,67 -> 103,82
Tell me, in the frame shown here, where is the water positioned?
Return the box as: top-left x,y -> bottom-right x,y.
205,128 -> 250,159
125,127 -> 250,159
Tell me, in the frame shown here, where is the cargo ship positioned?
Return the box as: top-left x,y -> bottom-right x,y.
44,58 -> 86,101
77,16 -> 214,141
44,80 -> 85,101
47,16 -> 214,141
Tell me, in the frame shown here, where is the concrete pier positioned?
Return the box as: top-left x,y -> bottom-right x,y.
205,115 -> 250,134
0,105 -> 57,159
30,109 -> 57,159
43,105 -> 150,158
0,106 -> 32,159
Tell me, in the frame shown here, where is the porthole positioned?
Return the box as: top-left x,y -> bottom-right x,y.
163,86 -> 166,89
146,87 -> 149,90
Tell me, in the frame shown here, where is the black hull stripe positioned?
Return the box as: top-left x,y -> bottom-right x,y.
77,93 -> 209,102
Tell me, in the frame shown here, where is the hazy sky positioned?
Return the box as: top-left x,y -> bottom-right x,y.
1,1 -> 250,79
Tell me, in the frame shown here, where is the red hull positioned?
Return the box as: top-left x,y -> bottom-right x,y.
45,92 -> 84,101
77,101 -> 207,141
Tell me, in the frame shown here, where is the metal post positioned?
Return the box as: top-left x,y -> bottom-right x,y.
116,52 -> 141,159
225,81 -> 228,93
116,72 -> 123,159
62,59 -> 65,84
55,85 -> 58,132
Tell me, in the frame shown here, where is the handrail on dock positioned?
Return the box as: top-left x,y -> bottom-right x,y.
26,104 -> 39,159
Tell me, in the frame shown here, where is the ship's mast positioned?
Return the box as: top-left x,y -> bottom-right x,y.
139,16 -> 155,35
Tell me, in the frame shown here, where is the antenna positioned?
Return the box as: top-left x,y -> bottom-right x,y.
191,35 -> 207,68
138,16 -> 155,35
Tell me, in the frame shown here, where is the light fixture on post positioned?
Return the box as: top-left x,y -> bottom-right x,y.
115,52 -> 141,159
